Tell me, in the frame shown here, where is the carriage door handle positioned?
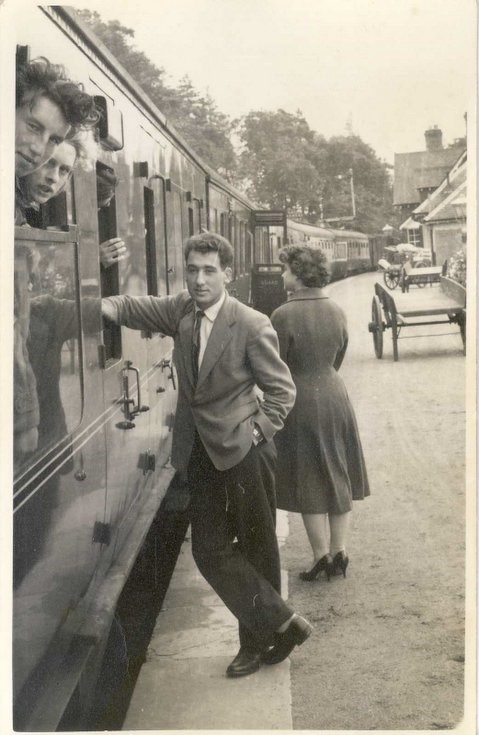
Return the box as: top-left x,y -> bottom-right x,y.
116,360 -> 149,429
155,358 -> 177,391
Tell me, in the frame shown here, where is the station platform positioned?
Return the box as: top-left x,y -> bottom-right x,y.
123,511 -> 294,730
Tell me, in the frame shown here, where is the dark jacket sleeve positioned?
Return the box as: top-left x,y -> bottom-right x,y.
245,311 -> 296,440
103,291 -> 192,336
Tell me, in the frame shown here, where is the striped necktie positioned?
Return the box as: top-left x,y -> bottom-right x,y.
191,310 -> 204,385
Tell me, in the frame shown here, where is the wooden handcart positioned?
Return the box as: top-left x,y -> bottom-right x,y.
400,260 -> 443,292
368,276 -> 466,361
377,258 -> 402,290
377,244 -> 433,291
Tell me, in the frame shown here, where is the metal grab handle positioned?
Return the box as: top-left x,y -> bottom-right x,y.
168,364 -> 176,391
130,363 -> 141,414
117,365 -> 136,423
127,361 -> 149,415
155,358 -> 176,393
116,361 -> 149,429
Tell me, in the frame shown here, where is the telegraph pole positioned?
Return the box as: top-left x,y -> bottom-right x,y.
349,168 -> 356,217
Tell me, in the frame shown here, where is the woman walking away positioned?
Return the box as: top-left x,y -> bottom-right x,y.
271,245 -> 370,581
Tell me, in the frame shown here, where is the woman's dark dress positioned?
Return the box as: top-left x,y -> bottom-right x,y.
271,288 -> 370,514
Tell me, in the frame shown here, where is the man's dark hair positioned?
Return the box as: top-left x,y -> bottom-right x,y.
16,57 -> 99,131
279,245 -> 330,288
184,232 -> 234,269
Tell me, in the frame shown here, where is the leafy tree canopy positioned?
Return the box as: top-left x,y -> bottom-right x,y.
236,110 -> 396,233
77,9 -> 236,177
78,9 -> 397,233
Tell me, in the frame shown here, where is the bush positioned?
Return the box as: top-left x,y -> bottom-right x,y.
447,249 -> 467,287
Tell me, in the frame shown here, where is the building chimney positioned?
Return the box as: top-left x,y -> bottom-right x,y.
425,126 -> 443,151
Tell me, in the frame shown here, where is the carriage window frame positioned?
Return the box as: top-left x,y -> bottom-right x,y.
97,162 -> 122,365
144,185 -> 158,296
166,186 -> 185,292
188,206 -> 194,237
13,226 -> 85,477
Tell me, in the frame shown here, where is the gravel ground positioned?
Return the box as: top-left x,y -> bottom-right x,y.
282,272 -> 470,731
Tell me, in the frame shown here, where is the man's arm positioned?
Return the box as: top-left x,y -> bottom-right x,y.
102,292 -> 191,336
246,319 -> 296,442
102,297 -> 119,323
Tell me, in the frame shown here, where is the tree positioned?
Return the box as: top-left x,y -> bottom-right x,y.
77,10 -> 395,229
236,110 -> 395,232
77,10 -> 236,177
171,78 -> 236,177
320,135 -> 396,233
235,110 -> 327,218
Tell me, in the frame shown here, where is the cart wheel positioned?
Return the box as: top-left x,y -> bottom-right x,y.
384,271 -> 399,290
370,295 -> 384,358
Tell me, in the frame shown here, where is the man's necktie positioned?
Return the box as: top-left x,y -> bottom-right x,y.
191,310 -> 204,386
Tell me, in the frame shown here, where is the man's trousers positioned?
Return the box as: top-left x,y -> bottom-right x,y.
187,433 -> 294,652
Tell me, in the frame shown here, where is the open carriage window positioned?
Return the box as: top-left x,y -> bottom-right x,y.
97,162 -> 122,363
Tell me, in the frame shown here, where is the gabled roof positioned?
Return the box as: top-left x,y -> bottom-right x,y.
424,180 -> 467,223
399,215 -> 421,230
393,147 -> 465,206
413,151 -> 467,218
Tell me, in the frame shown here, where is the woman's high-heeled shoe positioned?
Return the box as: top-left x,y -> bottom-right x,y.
299,553 -> 334,582
332,551 -> 349,578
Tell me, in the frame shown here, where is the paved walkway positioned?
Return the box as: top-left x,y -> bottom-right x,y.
123,512 -> 293,730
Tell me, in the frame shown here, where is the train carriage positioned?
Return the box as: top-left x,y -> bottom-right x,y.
207,180 -> 255,304
11,7 -> 378,729
340,229 -> 372,275
10,7 -> 270,730
271,220 -> 372,283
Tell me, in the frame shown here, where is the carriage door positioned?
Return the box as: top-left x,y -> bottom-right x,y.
145,177 -> 178,472
98,164 -> 157,560
166,184 -> 185,291
250,210 -> 287,312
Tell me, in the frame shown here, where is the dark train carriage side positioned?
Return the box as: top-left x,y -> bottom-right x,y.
13,5 -> 285,729
340,229 -> 373,275
207,179 -> 256,304
11,6 -> 242,730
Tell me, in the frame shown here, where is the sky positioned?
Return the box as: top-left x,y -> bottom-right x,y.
68,0 -> 477,165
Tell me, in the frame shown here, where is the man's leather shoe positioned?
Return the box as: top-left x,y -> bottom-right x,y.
262,615 -> 313,665
226,647 -> 262,678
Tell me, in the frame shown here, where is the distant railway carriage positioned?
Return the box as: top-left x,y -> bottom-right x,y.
340,229 -> 372,275
271,219 -> 372,282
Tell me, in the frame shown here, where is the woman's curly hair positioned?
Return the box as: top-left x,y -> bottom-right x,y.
278,245 -> 330,288
16,57 -> 100,131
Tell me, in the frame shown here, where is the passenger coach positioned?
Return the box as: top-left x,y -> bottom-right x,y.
271,219 -> 372,281
12,6 -> 279,730
12,6 -> 377,730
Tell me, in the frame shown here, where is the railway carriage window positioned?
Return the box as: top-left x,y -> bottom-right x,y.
166,189 -> 184,292
97,163 -> 121,362
153,177 -> 168,296
194,200 -> 201,233
220,212 -> 227,237
246,230 -> 253,270
239,221 -> 246,274
14,228 -> 88,473
188,206 -> 194,237
230,216 -> 238,275
144,186 -> 158,296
